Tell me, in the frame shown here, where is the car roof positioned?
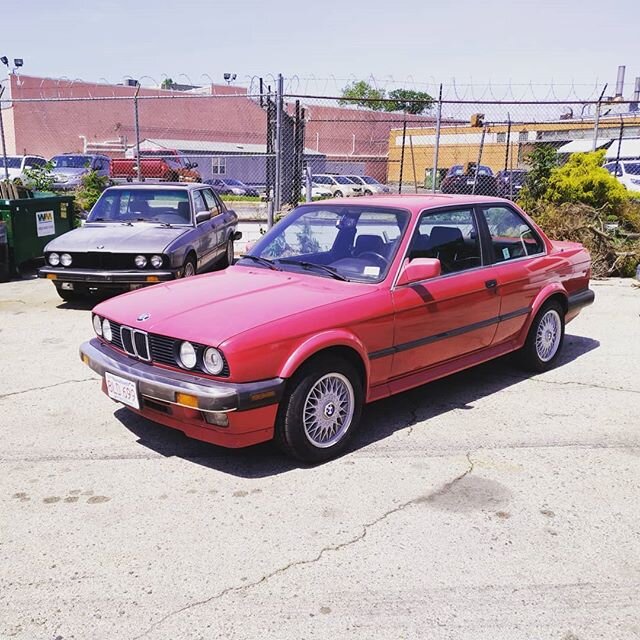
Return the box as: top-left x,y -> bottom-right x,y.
104,182 -> 208,191
298,193 -> 517,212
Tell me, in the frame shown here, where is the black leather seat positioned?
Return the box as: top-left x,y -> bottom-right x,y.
354,234 -> 385,256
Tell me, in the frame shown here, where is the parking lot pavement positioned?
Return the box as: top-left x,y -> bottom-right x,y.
1,277 -> 639,640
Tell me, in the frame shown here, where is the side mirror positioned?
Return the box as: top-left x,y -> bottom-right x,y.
232,230 -> 243,241
187,162 -> 198,169
195,211 -> 211,223
396,258 -> 441,286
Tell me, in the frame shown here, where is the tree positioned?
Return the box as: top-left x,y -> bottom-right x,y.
385,88 -> 433,114
161,78 -> 176,90
338,80 -> 387,111
22,161 -> 55,192
518,144 -> 559,208
75,170 -> 110,213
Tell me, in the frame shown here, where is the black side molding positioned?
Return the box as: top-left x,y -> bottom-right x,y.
567,288 -> 595,311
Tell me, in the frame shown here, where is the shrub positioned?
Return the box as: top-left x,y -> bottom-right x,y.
544,150 -> 628,212
22,161 -> 55,192
75,170 -> 110,212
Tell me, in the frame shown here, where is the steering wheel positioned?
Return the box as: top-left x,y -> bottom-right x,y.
357,251 -> 387,267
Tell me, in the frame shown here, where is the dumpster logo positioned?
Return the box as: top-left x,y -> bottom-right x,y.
36,210 -> 56,238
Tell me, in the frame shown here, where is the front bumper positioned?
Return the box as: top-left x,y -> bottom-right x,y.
39,266 -> 178,286
80,338 -> 285,413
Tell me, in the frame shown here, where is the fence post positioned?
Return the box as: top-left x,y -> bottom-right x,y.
398,120 -> 407,194
592,84 -> 608,152
471,125 -> 487,195
272,73 -> 284,226
133,84 -> 142,181
614,115 -> 624,172
0,87 -> 9,180
305,164 -> 312,203
431,84 -> 443,193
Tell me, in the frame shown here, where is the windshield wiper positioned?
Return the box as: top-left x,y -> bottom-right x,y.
240,255 -> 281,270
276,258 -> 349,281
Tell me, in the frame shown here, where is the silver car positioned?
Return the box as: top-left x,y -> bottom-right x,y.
39,183 -> 240,301
311,174 -> 363,197
50,154 -> 111,190
344,175 -> 391,195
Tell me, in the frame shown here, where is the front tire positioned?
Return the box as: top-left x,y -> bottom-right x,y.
182,256 -> 196,278
518,300 -> 565,372
334,190 -> 343,198
275,356 -> 363,463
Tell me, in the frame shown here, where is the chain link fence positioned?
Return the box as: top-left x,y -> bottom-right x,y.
2,74 -> 639,224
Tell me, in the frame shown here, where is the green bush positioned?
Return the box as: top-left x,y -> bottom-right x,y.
544,150 -> 628,212
75,170 -> 110,212
22,161 -> 55,192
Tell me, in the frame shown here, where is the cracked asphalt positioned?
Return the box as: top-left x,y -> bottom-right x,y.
1,277 -> 639,640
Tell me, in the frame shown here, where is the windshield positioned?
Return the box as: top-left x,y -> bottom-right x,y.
241,204 -> 410,283
313,176 -> 332,185
224,179 -> 244,186
334,176 -> 354,184
623,162 -> 640,175
88,188 -> 192,225
361,176 -> 381,185
0,157 -> 21,169
51,155 -> 91,169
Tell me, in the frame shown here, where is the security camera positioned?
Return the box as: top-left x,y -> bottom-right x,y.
0,56 -> 8,67
223,73 -> 231,81
14,58 -> 23,68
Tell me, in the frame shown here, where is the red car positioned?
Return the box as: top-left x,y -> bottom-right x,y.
80,195 -> 594,462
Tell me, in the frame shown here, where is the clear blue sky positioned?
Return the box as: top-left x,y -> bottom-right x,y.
3,0 -> 639,94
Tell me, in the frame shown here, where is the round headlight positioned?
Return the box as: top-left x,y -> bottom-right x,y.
48,252 -> 60,266
102,319 -> 113,342
60,253 -> 72,267
179,341 -> 197,369
92,314 -> 102,336
150,254 -> 163,269
134,255 -> 147,268
202,347 -> 224,375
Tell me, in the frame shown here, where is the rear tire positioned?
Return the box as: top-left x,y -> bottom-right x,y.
274,356 -> 363,463
518,300 -> 565,372
334,190 -> 343,198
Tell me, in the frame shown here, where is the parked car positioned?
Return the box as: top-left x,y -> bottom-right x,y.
111,150 -> 200,183
604,161 -> 640,192
206,178 -> 259,197
302,183 -> 333,199
80,194 -> 594,462
344,175 -> 391,195
50,153 -> 111,190
0,154 -> 48,182
312,174 -> 363,197
441,164 -> 498,196
496,169 -> 529,199
39,183 -> 240,300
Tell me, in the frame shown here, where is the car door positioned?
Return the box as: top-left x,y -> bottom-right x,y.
390,206 -> 501,380
191,189 -> 218,271
202,188 -> 229,261
476,204 -> 547,345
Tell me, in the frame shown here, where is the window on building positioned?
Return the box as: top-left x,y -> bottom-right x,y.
211,157 -> 226,175
518,131 -> 529,142
496,132 -> 506,143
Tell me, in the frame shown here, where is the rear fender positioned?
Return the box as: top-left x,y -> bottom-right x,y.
279,330 -> 370,386
516,283 -> 568,346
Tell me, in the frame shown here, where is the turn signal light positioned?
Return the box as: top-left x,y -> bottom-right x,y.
47,274 -> 57,280
146,275 -> 160,282
176,392 -> 198,408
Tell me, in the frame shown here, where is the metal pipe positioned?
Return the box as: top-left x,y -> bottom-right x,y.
0,87 -> 9,180
305,164 -> 312,203
398,120 -> 407,194
409,135 -> 418,194
635,77 -> 640,102
615,65 -> 626,98
133,83 -> 142,181
431,84 -> 443,193
614,115 -> 624,174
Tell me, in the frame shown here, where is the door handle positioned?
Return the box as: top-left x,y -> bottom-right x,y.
485,279 -> 498,289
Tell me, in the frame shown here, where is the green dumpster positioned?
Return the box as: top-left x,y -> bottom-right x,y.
0,195 -> 75,277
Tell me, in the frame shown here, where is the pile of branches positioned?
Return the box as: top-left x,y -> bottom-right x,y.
533,202 -> 640,278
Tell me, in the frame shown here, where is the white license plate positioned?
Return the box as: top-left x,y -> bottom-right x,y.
105,372 -> 140,409
466,179 -> 476,185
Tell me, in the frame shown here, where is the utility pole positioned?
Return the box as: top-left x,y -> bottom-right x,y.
133,83 -> 142,181
0,86 -> 9,180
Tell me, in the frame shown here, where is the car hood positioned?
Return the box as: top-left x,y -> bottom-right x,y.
94,266 -> 374,346
44,222 -> 189,253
